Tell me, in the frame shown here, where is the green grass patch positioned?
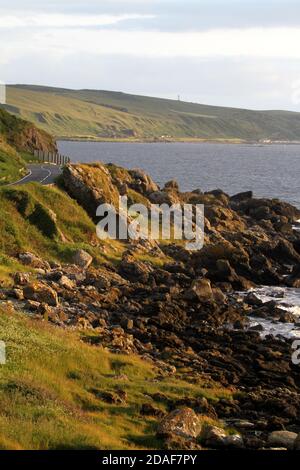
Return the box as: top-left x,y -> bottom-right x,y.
0,307 -> 230,450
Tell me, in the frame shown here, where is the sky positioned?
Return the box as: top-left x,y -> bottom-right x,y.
1,0 -> 300,110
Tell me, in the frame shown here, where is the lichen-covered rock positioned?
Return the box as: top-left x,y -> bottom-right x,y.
157,407 -> 201,439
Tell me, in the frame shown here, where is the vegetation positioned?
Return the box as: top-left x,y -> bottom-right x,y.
5,84 -> 300,141
0,139 -> 27,185
0,307 -> 231,450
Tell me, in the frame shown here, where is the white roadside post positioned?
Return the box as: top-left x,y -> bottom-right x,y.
0,81 -> 6,104
0,341 -> 6,365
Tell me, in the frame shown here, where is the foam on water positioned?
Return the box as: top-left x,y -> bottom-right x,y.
245,286 -> 300,338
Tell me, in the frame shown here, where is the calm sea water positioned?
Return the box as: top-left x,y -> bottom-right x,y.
58,141 -> 300,208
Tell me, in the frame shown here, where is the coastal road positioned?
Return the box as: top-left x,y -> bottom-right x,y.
9,164 -> 62,186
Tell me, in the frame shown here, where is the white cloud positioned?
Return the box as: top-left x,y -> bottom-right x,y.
17,27 -> 300,59
0,13 -> 154,28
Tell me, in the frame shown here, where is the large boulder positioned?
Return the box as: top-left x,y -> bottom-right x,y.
23,282 -> 58,306
157,408 -> 202,440
268,431 -> 297,450
62,163 -> 120,221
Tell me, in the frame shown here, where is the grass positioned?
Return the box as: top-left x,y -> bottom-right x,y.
0,139 -> 27,185
6,84 -> 300,141
0,182 -> 128,283
0,307 -> 232,450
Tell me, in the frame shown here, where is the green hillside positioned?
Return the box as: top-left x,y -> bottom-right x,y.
4,84 -> 300,141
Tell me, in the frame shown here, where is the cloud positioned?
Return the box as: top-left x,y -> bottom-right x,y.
12,27 -> 300,59
0,13 -> 154,28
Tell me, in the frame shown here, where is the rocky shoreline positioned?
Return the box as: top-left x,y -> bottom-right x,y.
2,162 -> 300,449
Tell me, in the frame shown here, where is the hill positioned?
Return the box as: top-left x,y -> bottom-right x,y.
4,84 -> 300,141
0,108 -> 56,185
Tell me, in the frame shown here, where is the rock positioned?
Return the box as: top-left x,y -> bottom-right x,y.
149,190 -> 179,205
294,433 -> 300,450
23,282 -> 59,306
268,431 -> 297,450
19,252 -> 50,270
164,180 -> 179,192
201,425 -> 227,447
59,275 -> 75,290
212,287 -> 227,304
62,163 -> 120,221
91,389 -> 127,405
129,168 -> 159,194
245,292 -> 263,306
230,191 -> 253,202
119,254 -> 153,283
73,250 -> 93,269
25,300 -> 41,311
157,408 -> 202,440
11,288 -> 24,300
184,278 -> 213,302
224,435 -> 244,449
141,403 -> 165,419
13,272 -> 30,286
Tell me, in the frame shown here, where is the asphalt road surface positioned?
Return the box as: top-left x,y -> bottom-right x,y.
9,164 -> 62,186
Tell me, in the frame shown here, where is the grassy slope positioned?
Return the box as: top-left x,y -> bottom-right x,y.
5,84 -> 300,141
0,139 -> 27,185
0,307 -> 231,450
0,182 -> 127,284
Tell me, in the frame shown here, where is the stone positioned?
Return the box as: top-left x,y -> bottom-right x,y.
59,275 -> 75,290
13,272 -> 30,286
294,433 -> 300,450
23,282 -> 59,306
157,407 -> 201,440
231,191 -> 253,202
19,252 -> 50,270
268,431 -> 297,450
184,278 -> 213,302
73,250 -> 93,269
224,435 -> 244,449
201,425 -> 227,447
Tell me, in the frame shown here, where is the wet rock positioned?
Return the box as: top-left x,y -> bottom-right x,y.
157,408 -> 201,440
